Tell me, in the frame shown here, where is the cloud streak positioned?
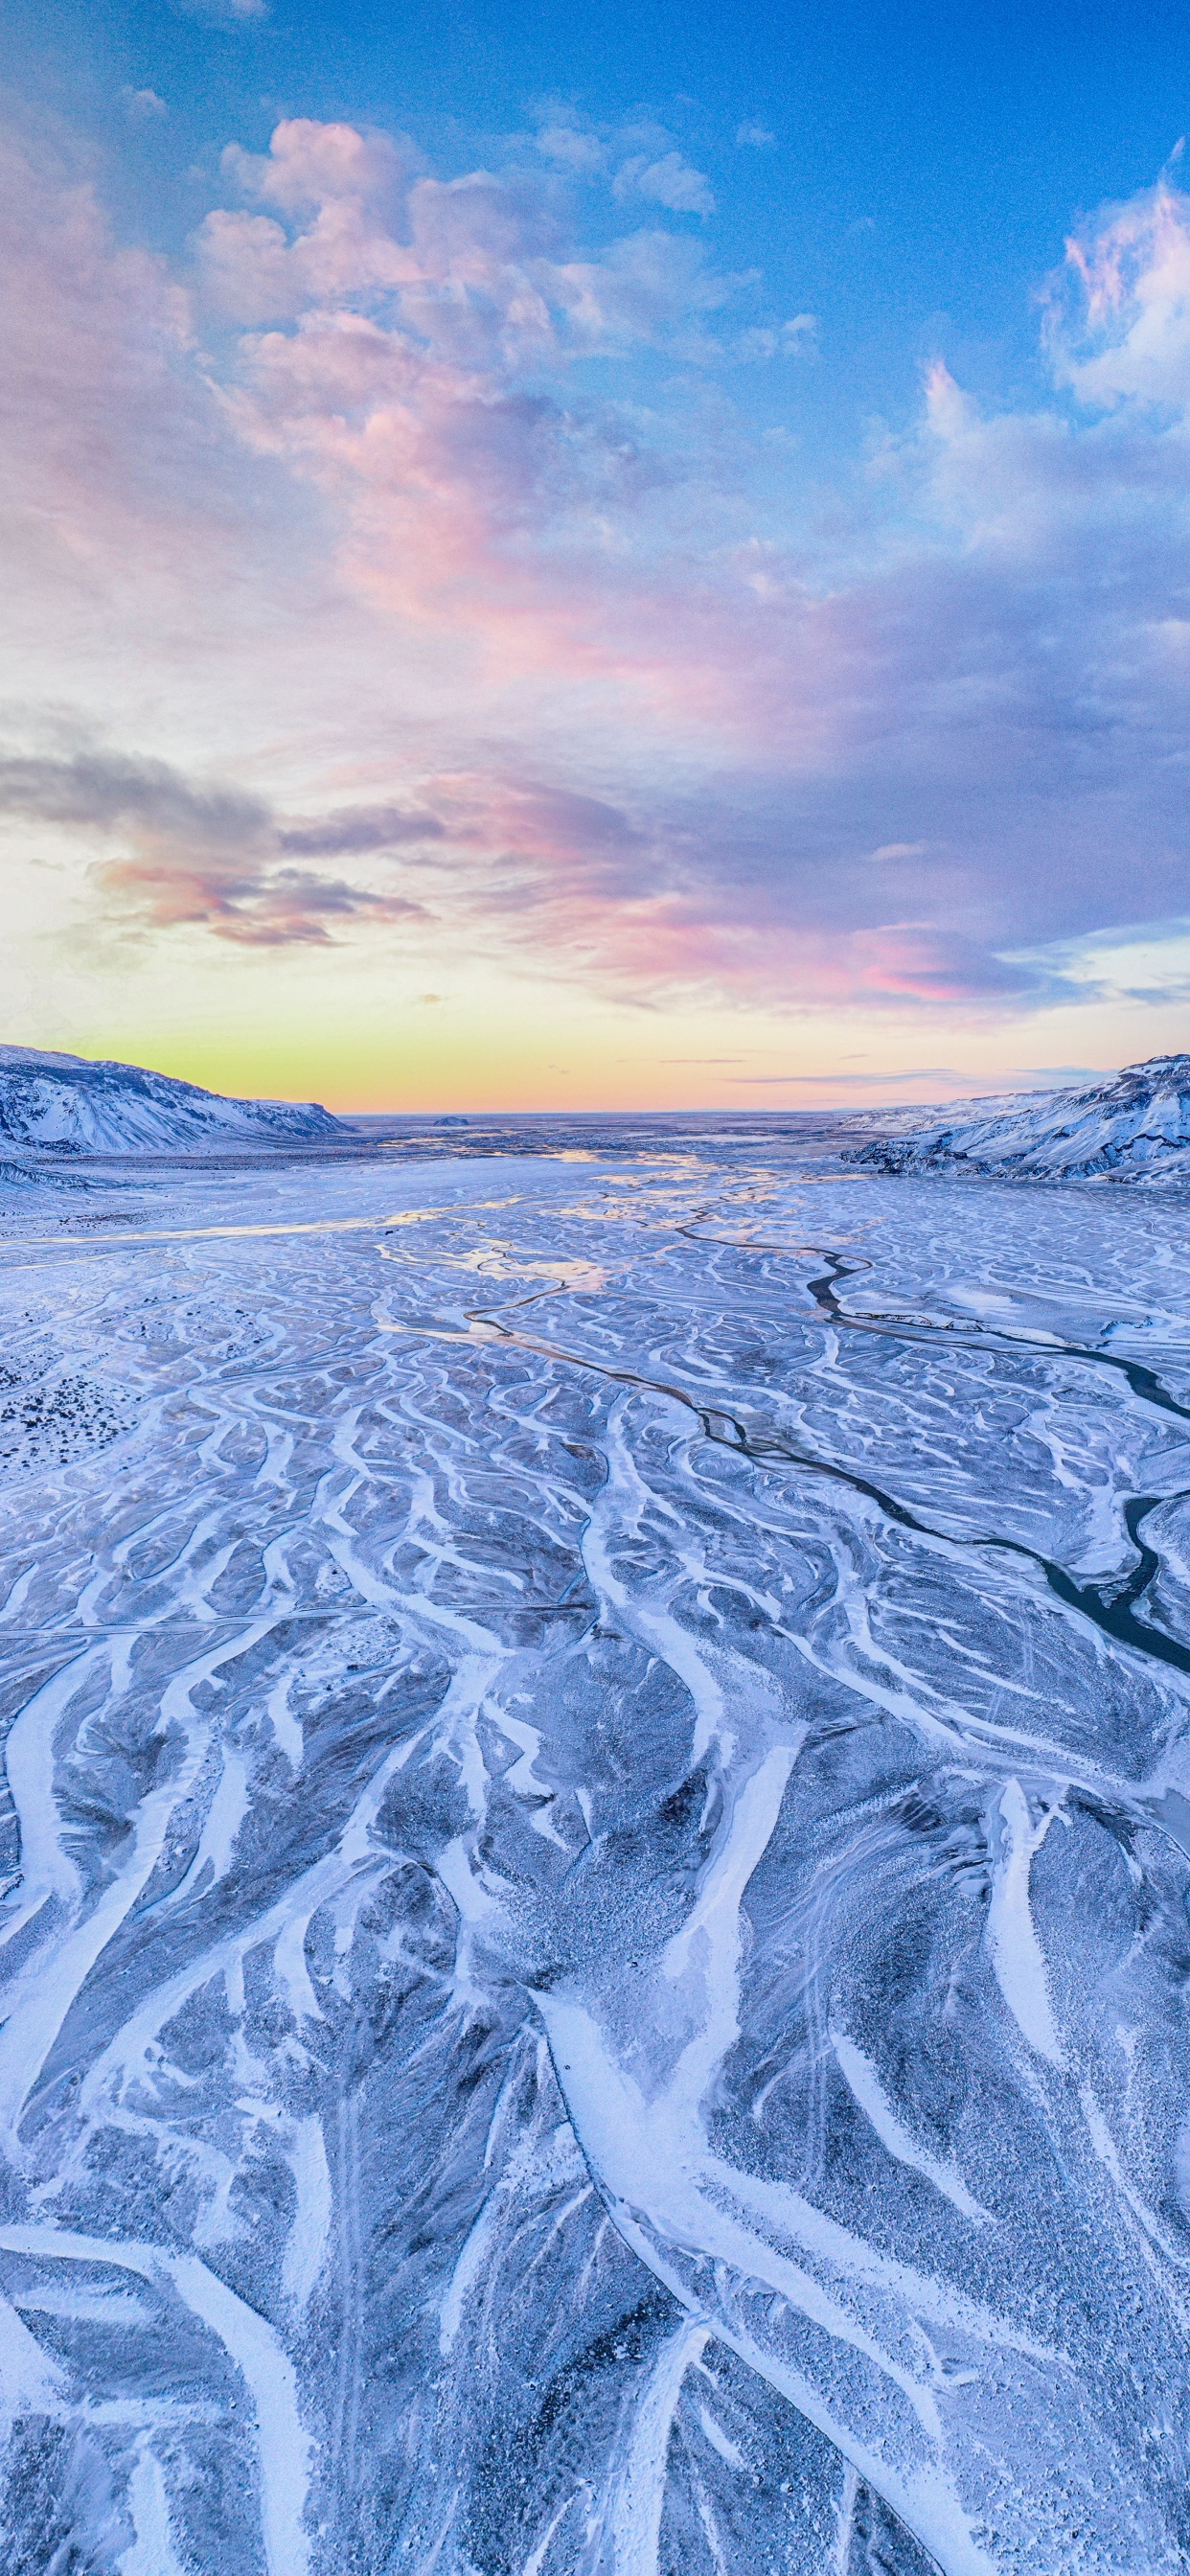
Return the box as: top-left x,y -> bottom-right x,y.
0,749 -> 432,945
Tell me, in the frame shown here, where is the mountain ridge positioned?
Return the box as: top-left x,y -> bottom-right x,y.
843,1054 -> 1190,1183
0,1046 -> 342,1157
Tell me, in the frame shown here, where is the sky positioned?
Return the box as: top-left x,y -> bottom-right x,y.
4,0 -> 1190,1111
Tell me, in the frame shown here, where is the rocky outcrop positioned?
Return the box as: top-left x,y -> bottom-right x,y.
844,1055 -> 1190,1182
0,1045 -> 342,1155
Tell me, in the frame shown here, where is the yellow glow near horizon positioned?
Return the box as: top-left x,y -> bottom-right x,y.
44,978 -> 1190,1116
11,865 -> 1190,1117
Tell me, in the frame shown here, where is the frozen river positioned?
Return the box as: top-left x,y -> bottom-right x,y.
1,1126 -> 1190,2574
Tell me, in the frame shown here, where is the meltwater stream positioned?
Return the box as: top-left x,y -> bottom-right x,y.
1,1134 -> 1190,2574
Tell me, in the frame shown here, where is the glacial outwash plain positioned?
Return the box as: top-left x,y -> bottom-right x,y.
4,1047 -> 1190,2574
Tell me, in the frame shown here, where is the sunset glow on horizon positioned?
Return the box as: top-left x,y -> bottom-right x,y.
5,0 -> 1190,1109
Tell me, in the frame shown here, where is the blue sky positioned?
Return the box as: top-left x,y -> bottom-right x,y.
15,0 -> 1190,441
2,0 -> 1190,1107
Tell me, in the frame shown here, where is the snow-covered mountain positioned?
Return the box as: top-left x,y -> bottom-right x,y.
0,1046 -> 343,1155
844,1054 -> 1190,1182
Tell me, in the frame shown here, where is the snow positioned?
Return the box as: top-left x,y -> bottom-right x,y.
0,1044 -> 341,1157
846,1053 -> 1190,1182
0,1105 -> 1186,2569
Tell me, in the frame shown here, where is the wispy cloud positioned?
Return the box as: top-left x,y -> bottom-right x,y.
534,121 -> 606,175
737,315 -> 815,358
122,87 -> 168,123
0,748 -> 432,945
174,0 -> 267,22
612,152 -> 715,217
1045,177 -> 1190,410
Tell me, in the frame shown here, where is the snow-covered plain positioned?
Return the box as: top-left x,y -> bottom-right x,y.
1,1123 -> 1190,2573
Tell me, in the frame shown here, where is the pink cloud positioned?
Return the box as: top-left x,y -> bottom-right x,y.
197,203 -> 418,323
95,851 -> 422,944
198,124 -> 741,363
8,111 -> 1190,1023
192,122 -> 746,656
1046,179 -> 1190,410
221,119 -> 415,215
0,747 -> 432,947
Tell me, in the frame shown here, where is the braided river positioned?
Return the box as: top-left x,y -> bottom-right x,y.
1,1128 -> 1189,2574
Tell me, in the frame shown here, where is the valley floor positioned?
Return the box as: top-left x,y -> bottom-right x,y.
1,1132 -> 1189,2573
